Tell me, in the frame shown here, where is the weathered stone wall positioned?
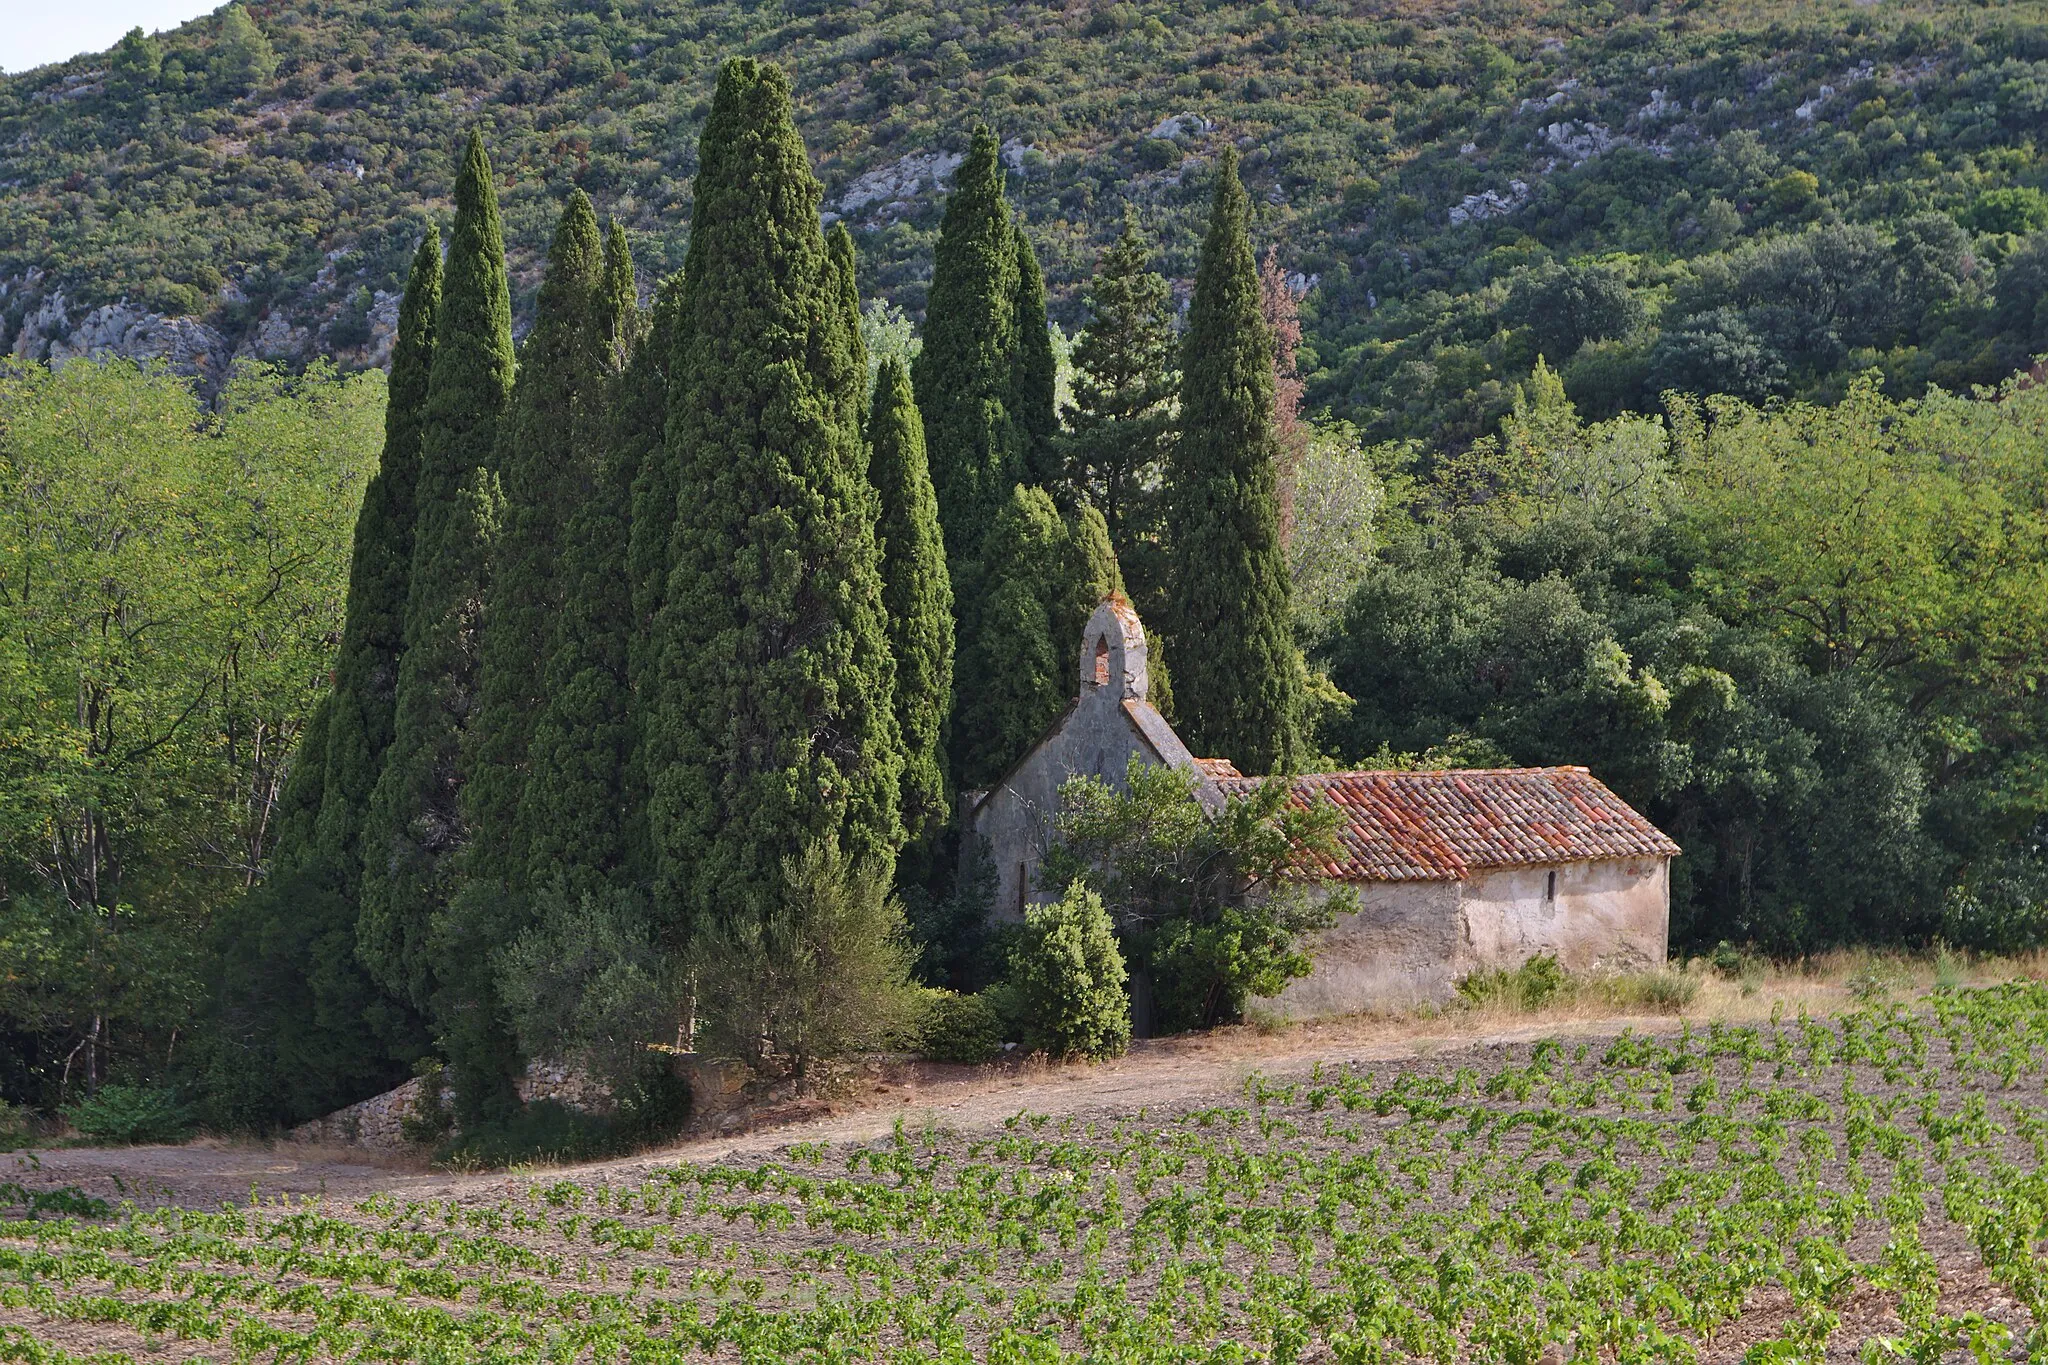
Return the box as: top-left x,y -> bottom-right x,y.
1261,856 -> 1670,1018
288,1061 -> 615,1149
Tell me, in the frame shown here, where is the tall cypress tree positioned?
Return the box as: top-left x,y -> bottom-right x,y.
1065,213 -> 1175,557
827,223 -> 866,420
912,126 -> 1020,565
358,130 -> 515,1008
1011,221 -> 1060,490
464,191 -> 607,879
1162,148 -> 1303,776
868,357 -> 954,841
518,223 -> 642,895
952,485 -> 1119,791
307,227 -> 442,888
647,57 -> 903,932
622,275 -> 686,887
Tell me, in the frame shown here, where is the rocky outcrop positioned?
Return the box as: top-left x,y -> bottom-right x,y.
828,148 -> 965,221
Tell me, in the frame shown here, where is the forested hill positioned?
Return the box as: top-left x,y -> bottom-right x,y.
5,0 -> 2048,443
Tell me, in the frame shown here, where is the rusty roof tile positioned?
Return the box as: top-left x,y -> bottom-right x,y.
1210,766 -> 1681,882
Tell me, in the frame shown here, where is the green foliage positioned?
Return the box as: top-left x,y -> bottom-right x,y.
292,229 -> 441,895
0,359 -> 381,1106
200,861 -> 423,1132
692,839 -> 925,1078
646,58 -> 902,934
63,1085 -> 192,1146
1062,214 -> 1177,578
399,1058 -> 455,1145
919,991 -> 1005,1064
495,885 -> 682,1095
951,485 -> 1119,792
466,190 -> 610,881
1041,757 -> 1341,1032
1010,880 -> 1130,1060
1163,148 -> 1303,777
436,1100 -> 616,1170
358,130 -> 515,1010
1011,223 -> 1060,489
1457,954 -> 1569,1011
868,356 -> 955,843
913,125 -> 1021,566
518,221 -> 644,896
210,5 -> 276,95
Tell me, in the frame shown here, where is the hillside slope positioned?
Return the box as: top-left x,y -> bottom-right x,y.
4,0 -> 2047,440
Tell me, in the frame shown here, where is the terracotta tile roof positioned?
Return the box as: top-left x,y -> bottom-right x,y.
1191,756 -> 1243,779
1209,766 -> 1680,882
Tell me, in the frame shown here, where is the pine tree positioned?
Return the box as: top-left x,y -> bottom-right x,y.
518,222 -> 642,895
1065,213 -> 1176,556
464,190 -> 607,880
1011,222 -> 1060,489
358,130 -> 515,1007
912,126 -> 1020,565
647,57 -> 903,934
1162,148 -> 1303,776
868,357 -> 954,841
305,227 -> 441,890
952,485 -> 1119,791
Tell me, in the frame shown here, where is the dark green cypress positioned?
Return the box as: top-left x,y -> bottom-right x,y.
912,126 -> 1020,565
868,357 -> 954,840
266,695 -> 331,877
1065,213 -> 1175,557
306,228 -> 441,888
518,223 -> 642,894
358,130 -> 515,1006
1011,221 -> 1060,490
828,223 -> 866,423
464,190 -> 607,879
1162,148 -> 1303,776
646,57 -> 903,931
622,275 -> 686,886
953,486 -> 1119,791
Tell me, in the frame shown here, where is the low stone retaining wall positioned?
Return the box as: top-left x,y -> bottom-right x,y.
289,1061 -> 614,1149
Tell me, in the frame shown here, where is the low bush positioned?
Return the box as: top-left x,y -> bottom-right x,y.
921,992 -> 1005,1063
436,1100 -> 617,1171
1012,881 -> 1131,1060
63,1085 -> 193,1145
1457,954 -> 1568,1011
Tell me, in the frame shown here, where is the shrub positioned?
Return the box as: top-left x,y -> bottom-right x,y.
399,1059 -> 456,1145
1012,881 -> 1131,1060
0,1100 -> 32,1150
436,1100 -> 616,1170
1457,953 -> 1569,1011
921,992 -> 1005,1063
63,1085 -> 193,1145
1597,969 -> 1699,1013
694,839 -> 926,1079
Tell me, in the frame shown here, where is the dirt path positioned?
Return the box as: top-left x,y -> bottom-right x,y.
12,1008 -> 1691,1211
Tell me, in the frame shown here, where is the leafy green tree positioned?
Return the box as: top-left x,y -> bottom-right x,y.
518,222 -> 643,895
465,191 -> 609,880
290,229 -> 441,891
1011,222 -> 1060,489
913,126 -> 1021,565
1064,214 -> 1177,559
358,131 -> 515,1009
1041,758 -> 1342,1033
952,485 -> 1120,790
1163,148 -> 1304,776
1503,261 -> 1646,363
868,357 -> 955,842
211,4 -> 275,93
108,27 -> 161,90
646,58 -> 903,938
0,360 -> 381,1102
624,274 -> 685,713
1010,880 -> 1130,1060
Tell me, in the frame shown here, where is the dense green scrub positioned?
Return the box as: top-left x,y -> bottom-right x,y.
9,985 -> 2048,1360
4,0 -> 2048,444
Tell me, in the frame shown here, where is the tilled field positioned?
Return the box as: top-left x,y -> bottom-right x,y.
7,986 -> 2048,1362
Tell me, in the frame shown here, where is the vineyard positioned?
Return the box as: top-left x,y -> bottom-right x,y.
10,986 -> 2048,1362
